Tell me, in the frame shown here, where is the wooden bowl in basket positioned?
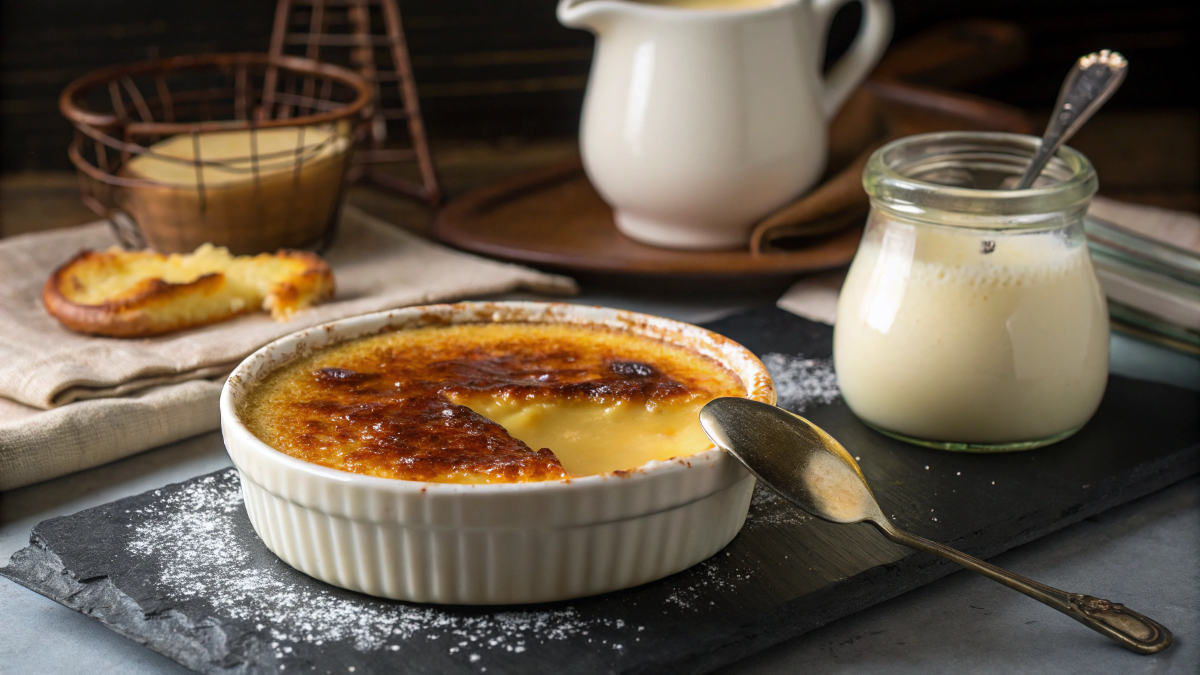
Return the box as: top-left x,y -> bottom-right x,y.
60,53 -> 372,254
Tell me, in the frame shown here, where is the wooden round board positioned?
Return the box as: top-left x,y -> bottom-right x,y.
431,158 -> 862,285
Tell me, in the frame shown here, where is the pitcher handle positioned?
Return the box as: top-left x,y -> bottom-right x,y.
812,0 -> 893,119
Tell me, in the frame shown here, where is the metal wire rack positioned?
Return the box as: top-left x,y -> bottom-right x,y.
269,0 -> 441,205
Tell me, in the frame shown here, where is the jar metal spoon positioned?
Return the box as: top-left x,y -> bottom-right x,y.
1015,50 -> 1127,189
699,397 -> 1172,654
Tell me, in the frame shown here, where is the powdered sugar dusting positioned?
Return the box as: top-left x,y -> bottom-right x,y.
657,480 -> 814,612
655,484 -> 811,612
761,353 -> 840,412
745,483 -> 809,528
662,552 -> 758,611
125,472 -> 632,663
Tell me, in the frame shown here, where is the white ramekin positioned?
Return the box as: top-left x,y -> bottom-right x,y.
220,302 -> 774,605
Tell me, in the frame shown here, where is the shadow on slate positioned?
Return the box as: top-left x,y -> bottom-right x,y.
2,307 -> 1198,675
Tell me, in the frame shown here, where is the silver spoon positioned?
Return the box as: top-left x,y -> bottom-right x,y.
1014,50 -> 1127,189
699,397 -> 1172,654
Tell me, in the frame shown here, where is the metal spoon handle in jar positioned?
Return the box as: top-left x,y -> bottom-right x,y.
1015,50 -> 1128,189
875,525 -> 1172,654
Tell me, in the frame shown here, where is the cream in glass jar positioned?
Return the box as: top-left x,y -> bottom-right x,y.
834,132 -> 1109,451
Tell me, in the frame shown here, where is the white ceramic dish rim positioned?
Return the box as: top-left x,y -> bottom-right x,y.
220,301 -> 775,498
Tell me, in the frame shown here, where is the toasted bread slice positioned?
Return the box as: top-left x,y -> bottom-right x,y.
43,244 -> 335,337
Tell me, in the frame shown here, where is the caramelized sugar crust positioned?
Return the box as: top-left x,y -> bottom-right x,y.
241,323 -> 744,483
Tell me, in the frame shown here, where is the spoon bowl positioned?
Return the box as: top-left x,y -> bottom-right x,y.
700,397 -> 883,526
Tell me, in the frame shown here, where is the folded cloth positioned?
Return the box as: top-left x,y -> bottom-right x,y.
775,269 -> 846,325
776,198 -> 1200,327
1089,196 -> 1200,255
0,380 -> 222,491
0,205 -> 576,490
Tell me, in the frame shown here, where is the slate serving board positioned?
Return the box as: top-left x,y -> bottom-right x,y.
3,307 -> 1198,675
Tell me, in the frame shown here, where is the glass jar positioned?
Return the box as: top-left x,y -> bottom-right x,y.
834,132 -> 1109,451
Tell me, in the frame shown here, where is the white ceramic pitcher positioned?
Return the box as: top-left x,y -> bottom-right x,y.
559,0 -> 892,250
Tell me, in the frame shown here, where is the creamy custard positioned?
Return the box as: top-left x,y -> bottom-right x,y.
834,222 -> 1109,444
241,323 -> 745,482
126,126 -> 348,187
457,395 -> 717,477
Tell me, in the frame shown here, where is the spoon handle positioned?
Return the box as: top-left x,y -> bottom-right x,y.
877,525 -> 1172,654
1015,50 -> 1127,189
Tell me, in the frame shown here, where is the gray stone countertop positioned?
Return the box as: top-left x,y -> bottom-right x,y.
2,290 -> 1198,674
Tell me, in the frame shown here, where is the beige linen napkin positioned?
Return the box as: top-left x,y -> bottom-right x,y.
0,205 -> 576,409
0,380 -> 222,491
0,205 -> 575,490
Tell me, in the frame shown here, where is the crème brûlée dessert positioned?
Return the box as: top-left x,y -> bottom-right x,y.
240,322 -> 747,483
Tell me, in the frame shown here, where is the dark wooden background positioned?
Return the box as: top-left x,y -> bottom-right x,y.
3,0 -> 1196,165
1,0 -> 1196,238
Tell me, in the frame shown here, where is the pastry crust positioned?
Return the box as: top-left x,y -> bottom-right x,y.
43,245 -> 335,337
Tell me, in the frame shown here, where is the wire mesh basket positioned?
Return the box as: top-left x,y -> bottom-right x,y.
59,52 -> 373,254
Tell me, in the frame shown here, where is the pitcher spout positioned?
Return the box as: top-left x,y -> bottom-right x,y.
557,0 -> 626,32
